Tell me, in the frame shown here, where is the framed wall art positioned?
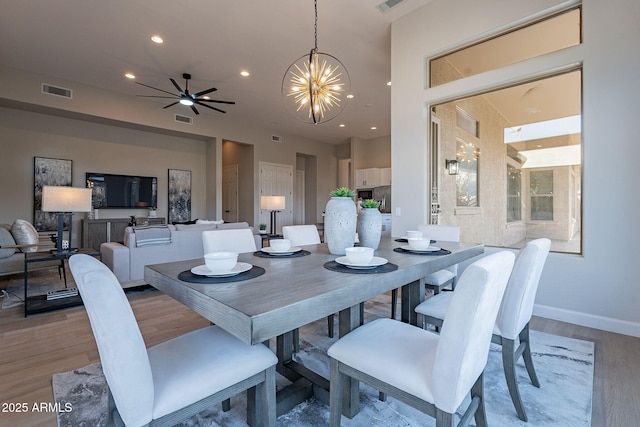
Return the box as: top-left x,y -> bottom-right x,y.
33,156 -> 73,232
168,169 -> 191,224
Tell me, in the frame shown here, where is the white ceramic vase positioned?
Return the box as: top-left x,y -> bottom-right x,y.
324,197 -> 357,255
358,208 -> 382,250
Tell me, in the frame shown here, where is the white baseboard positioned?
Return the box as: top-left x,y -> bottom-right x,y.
534,304 -> 640,338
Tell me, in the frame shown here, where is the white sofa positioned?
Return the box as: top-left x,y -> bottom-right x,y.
101,222 -> 261,286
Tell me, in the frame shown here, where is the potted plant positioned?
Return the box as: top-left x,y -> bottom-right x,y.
259,223 -> 267,234
325,187 -> 357,255
358,199 -> 382,249
148,206 -> 157,218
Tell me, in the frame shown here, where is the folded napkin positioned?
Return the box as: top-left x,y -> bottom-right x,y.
134,225 -> 171,247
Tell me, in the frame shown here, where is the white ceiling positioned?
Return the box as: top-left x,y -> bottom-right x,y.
0,0 -> 432,144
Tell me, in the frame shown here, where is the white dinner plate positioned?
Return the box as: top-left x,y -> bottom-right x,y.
335,256 -> 388,269
261,246 -> 302,255
400,245 -> 441,253
191,262 -> 252,277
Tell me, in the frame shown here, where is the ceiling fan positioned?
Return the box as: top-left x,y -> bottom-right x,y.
135,73 -> 235,115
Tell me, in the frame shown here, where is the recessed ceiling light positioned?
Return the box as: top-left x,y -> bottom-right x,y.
339,124 -> 345,128
202,96 -> 210,100
371,126 -> 377,130
387,81 -> 392,86
151,35 -> 163,44
124,73 -> 136,79
346,94 -> 354,99
240,70 -> 250,77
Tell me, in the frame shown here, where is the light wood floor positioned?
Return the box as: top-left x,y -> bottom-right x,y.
1,277 -> 639,426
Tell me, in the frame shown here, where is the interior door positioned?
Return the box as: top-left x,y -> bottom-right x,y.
222,164 -> 238,223
294,170 -> 305,224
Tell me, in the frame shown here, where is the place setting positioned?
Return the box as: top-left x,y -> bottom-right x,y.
394,235 -> 451,255
253,238 -> 311,258
178,251 -> 265,283
324,246 -> 398,274
394,229 -> 436,244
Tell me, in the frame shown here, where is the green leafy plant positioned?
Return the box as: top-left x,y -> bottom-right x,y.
330,187 -> 355,198
259,223 -> 267,230
361,199 -> 380,209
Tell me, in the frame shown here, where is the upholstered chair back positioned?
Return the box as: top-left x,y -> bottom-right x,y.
418,224 -> 460,274
69,254 -> 154,426
202,228 -> 257,254
432,251 -> 514,413
497,238 -> 551,340
282,225 -> 321,246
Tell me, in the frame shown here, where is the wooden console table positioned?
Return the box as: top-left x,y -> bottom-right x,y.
81,217 -> 165,249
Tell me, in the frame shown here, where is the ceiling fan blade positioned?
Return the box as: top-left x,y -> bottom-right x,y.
136,95 -> 178,99
190,104 -> 200,115
197,99 -> 236,105
196,101 -> 227,114
169,78 -> 185,95
135,81 -> 177,97
193,87 -> 218,98
162,101 -> 180,109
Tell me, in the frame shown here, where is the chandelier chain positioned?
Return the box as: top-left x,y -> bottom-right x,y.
314,0 -> 318,50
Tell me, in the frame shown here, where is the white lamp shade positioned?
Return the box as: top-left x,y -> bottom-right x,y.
260,195 -> 285,211
42,186 -> 93,212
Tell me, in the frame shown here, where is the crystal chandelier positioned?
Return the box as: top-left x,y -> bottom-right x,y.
282,0 -> 350,124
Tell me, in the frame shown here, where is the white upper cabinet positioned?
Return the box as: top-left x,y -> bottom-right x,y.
355,168 -> 381,188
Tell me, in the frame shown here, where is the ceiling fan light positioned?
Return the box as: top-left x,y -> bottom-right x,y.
180,98 -> 194,106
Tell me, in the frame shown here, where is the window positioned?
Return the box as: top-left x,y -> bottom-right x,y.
429,7 -> 581,87
529,170 -> 554,220
427,5 -> 582,253
507,164 -> 522,222
456,138 -> 479,207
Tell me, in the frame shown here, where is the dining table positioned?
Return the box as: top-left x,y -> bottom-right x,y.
144,236 -> 483,420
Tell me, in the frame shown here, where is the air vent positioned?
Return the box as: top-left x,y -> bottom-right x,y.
376,0 -> 405,13
174,114 -> 193,125
41,83 -> 72,99
271,135 -> 282,143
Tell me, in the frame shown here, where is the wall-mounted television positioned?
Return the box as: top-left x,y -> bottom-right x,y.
86,172 -> 157,209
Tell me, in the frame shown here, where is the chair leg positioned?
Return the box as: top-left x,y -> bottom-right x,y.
471,372 -> 488,427
359,302 -> 364,326
329,358 -> 344,427
502,337 -> 528,421
327,315 -> 335,338
520,323 -> 540,387
435,408 -> 455,427
391,288 -> 398,319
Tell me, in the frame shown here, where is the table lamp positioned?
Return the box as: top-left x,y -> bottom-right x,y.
42,186 -> 93,253
260,195 -> 285,235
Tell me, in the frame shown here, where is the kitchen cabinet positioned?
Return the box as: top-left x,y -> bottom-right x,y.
380,168 -> 391,186
355,168 -> 381,188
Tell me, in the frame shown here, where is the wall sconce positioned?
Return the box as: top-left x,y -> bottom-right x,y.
445,159 -> 459,175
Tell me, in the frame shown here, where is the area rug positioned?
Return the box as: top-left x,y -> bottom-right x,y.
52,297 -> 594,427
2,269 -> 71,310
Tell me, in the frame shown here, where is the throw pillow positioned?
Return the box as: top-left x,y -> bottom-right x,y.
11,219 -> 39,253
0,224 -> 17,259
195,219 -> 224,225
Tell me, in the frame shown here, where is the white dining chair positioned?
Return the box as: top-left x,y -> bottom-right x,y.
282,225 -> 321,246
281,224 -> 343,349
327,251 -> 514,427
415,238 -> 551,421
390,224 -> 460,319
69,254 -> 277,427
202,228 -> 257,254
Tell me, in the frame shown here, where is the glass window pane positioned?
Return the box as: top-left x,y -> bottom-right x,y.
431,70 -> 581,254
430,8 -> 581,87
